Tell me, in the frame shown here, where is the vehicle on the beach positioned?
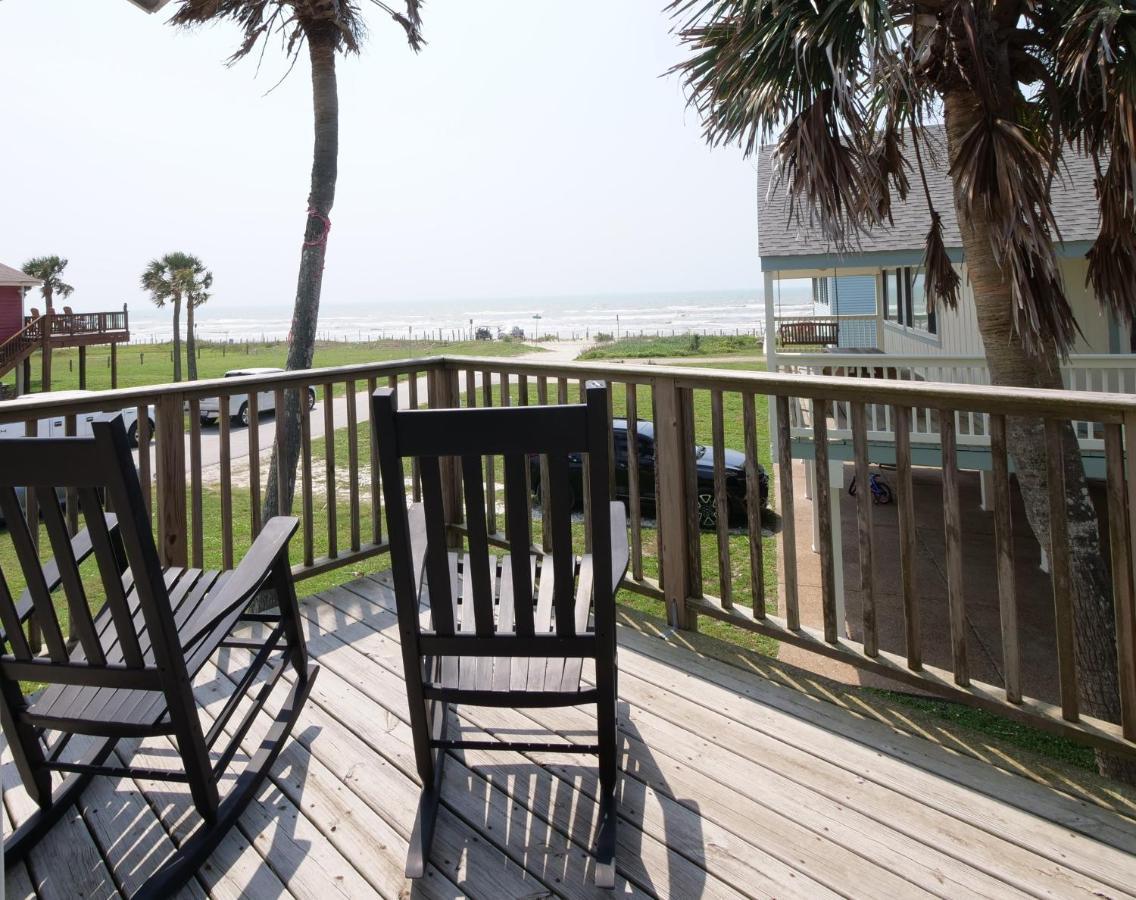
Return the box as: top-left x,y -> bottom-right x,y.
0,390 -> 153,447
198,368 -> 317,427
475,327 -> 494,341
531,418 -> 768,529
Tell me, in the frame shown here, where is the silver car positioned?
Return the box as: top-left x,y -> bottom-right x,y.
198,368 -> 317,427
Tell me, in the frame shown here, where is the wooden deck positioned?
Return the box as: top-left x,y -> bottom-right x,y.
6,571 -> 1136,899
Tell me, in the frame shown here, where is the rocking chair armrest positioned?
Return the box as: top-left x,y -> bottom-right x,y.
609,501 -> 630,593
181,516 -> 299,650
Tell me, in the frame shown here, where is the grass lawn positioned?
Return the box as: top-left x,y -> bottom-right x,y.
578,333 -> 761,360
4,337 -> 542,395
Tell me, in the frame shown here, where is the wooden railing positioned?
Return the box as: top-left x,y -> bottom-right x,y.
23,308 -> 129,340
2,354 -> 1136,762
779,352 -> 1136,454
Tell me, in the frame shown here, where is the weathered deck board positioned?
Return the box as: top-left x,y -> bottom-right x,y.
6,570 -> 1136,899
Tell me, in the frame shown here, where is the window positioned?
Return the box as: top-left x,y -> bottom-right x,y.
813,277 -> 830,307
882,267 -> 936,335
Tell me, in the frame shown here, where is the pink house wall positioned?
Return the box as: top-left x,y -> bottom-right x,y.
0,286 -> 25,344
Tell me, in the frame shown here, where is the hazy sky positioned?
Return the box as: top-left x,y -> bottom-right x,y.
0,1 -> 760,316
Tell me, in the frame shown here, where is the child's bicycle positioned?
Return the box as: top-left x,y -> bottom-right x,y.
848,470 -> 893,504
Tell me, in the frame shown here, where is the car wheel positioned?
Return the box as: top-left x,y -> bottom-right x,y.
238,402 -> 250,427
697,491 -> 717,530
307,388 -> 317,410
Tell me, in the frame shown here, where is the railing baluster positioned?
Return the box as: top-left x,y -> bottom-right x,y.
537,375 -> 552,552
711,390 -> 732,609
346,380 -> 360,553
893,406 -> 921,670
301,384 -> 314,567
742,392 -> 764,616
813,398 -> 837,643
940,412 -> 968,685
1044,418 -> 1077,721
580,379 -> 593,553
275,387 -> 287,516
189,398 -> 204,569
627,384 -> 643,581
218,396 -> 234,569
408,371 -> 421,502
1115,416 -> 1136,740
776,395 -> 799,630
990,414 -> 1020,702
324,382 -> 338,560
368,376 -> 382,546
137,404 -> 152,521
851,401 -> 877,656
247,389 -> 261,536
482,369 -> 497,535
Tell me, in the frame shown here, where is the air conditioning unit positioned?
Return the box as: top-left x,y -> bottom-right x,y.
125,0 -> 173,12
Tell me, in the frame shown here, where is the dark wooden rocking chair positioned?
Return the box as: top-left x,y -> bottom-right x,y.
0,416 -> 317,898
373,380 -> 629,887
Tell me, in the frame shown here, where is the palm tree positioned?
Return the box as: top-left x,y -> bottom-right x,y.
670,0 -> 1136,781
21,256 -> 74,312
169,1 -> 424,517
141,252 -> 210,382
185,265 -> 213,381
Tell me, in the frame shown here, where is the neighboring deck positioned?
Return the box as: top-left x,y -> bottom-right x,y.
5,572 -> 1136,899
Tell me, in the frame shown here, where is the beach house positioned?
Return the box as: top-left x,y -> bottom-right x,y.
760,126 -> 1131,359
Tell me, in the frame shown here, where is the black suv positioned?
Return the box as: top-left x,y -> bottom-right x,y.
531,418 -> 769,529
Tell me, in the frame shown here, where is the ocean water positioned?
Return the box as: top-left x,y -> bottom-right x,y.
126,289 -> 812,343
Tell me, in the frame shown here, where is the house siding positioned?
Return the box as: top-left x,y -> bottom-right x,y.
0,286 -> 24,344
879,259 -> 1113,357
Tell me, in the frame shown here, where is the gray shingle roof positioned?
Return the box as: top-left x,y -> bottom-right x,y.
757,125 -> 1101,260
0,262 -> 41,287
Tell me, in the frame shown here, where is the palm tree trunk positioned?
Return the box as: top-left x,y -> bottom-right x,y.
944,90 -> 1134,782
263,26 -> 338,518
43,285 -> 53,313
172,294 -> 183,383
186,301 -> 198,381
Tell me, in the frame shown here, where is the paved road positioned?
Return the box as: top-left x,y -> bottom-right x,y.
146,341 -> 591,483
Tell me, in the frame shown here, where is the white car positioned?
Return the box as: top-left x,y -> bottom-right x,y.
0,390 -> 153,446
198,368 -> 317,427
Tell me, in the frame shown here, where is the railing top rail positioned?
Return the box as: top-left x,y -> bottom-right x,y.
779,351 -> 1136,366
4,351 -> 1136,424
0,355 -> 447,424
438,355 -> 1136,421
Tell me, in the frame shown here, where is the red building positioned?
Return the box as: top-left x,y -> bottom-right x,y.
0,261 -> 40,345
0,261 -> 129,394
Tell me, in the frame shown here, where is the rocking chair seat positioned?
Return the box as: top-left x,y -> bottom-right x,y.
27,567 -> 228,735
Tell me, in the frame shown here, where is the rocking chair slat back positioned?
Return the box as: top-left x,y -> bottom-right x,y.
0,422 -> 185,687
374,384 -> 610,644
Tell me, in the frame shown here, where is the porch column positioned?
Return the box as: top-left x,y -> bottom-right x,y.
14,361 -> 25,397
874,271 -> 885,350
78,345 -> 87,389
110,342 -> 118,388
